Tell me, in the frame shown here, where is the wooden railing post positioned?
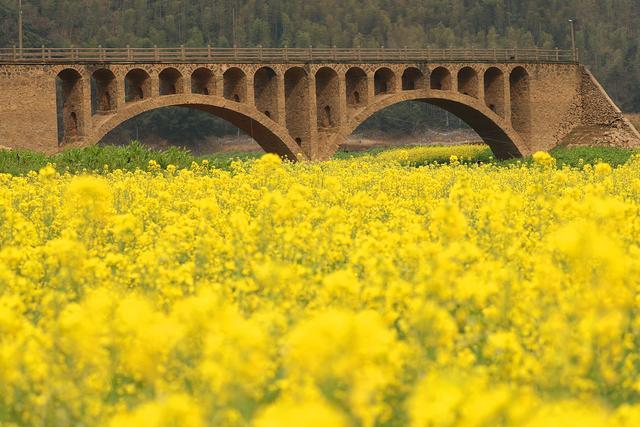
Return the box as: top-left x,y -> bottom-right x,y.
234,45 -> 238,61
357,45 -> 361,61
12,45 -> 16,61
126,44 -> 131,61
181,44 -> 186,61
207,44 -> 212,60
258,44 -> 263,61
308,45 -> 313,61
41,45 -> 46,61
154,45 -> 159,61
284,45 -> 288,62
333,45 -> 337,61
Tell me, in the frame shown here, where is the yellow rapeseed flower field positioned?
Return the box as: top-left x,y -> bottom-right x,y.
2,148 -> 640,426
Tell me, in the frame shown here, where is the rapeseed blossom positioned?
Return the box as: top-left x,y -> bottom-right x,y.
1,148 -> 640,425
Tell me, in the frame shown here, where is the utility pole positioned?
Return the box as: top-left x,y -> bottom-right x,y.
18,0 -> 23,54
569,19 -> 577,62
232,7 -> 236,47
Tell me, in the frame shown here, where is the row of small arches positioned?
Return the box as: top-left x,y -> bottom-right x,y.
55,64 -> 530,146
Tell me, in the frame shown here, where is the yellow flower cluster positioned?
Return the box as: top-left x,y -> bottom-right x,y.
2,151 -> 640,426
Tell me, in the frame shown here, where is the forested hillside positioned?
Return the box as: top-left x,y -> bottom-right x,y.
1,0 -> 639,143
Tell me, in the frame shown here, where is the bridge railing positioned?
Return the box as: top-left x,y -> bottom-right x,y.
0,46 -> 577,64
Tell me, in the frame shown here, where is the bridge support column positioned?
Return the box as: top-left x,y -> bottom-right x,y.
503,71 -> 512,128
150,72 -> 160,98
367,71 -> 375,102
276,71 -> 287,127
116,74 -> 127,108
246,72 -> 255,107
337,72 -> 348,128
450,66 -> 459,93
214,73 -> 224,98
307,72 -> 320,159
81,76 -> 93,136
477,69 -> 486,103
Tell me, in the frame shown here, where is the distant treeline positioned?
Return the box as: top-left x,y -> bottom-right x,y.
2,0 -> 639,143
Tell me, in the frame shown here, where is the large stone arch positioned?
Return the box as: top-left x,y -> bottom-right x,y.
339,90 -> 529,160
85,95 -> 305,161
56,68 -> 85,146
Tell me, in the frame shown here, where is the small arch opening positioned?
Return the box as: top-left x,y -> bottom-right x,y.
323,105 -> 334,127
56,68 -> 84,145
430,67 -> 452,91
484,67 -> 505,117
458,67 -> 479,98
295,137 -> 302,146
285,67 -> 311,148
402,67 -> 425,91
510,67 -> 531,134
125,68 -> 151,103
254,67 -> 278,122
91,68 -> 117,114
159,68 -> 184,96
223,67 -> 247,103
346,67 -> 368,106
374,68 -> 396,95
316,67 -> 340,128
191,68 -> 215,95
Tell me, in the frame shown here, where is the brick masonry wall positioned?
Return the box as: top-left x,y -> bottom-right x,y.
0,61 -> 638,159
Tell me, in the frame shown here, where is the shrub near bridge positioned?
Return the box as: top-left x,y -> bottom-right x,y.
3,152 -> 640,426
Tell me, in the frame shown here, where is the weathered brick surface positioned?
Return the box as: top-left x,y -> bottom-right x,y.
0,61 -> 637,160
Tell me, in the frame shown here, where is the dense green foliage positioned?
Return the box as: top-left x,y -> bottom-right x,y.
0,141 -> 260,175
2,0 -> 638,110
0,142 -> 636,176
1,0 -> 639,145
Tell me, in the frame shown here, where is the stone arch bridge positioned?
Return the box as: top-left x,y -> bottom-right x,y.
1,47 -> 638,160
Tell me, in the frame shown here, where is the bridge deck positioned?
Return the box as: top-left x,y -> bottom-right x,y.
0,46 -> 576,64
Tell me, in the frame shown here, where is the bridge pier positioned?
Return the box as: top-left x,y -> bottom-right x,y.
0,51 -> 638,160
